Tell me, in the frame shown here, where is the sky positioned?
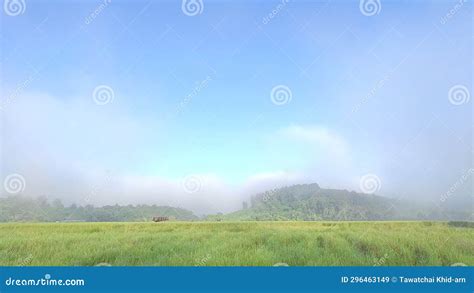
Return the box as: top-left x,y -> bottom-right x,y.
0,0 -> 472,214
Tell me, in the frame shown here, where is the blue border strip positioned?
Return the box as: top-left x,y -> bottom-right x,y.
0,267 -> 472,292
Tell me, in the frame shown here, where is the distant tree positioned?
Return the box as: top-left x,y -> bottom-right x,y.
0,196 -> 198,222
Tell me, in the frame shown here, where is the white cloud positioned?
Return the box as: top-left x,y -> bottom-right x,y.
279,124 -> 349,157
275,124 -> 360,191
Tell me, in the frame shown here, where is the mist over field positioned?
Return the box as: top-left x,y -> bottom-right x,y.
1,0 -> 472,216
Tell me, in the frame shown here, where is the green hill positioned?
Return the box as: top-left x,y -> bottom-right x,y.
215,183 -> 470,221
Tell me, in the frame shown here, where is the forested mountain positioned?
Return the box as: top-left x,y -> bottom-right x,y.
0,196 -> 197,222
213,183 -> 471,221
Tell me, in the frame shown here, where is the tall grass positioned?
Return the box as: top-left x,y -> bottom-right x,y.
0,221 -> 472,266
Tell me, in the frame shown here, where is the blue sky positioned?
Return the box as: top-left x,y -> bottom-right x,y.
1,0 -> 472,213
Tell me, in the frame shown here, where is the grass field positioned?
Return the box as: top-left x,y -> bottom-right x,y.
0,221 -> 472,266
